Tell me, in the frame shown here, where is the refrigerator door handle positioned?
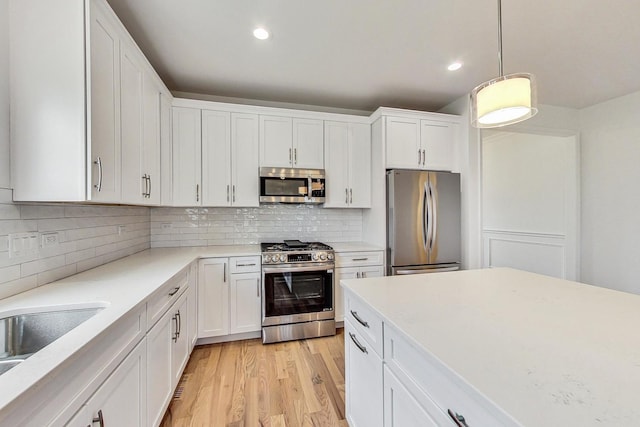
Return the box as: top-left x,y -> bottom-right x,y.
428,179 -> 437,252
422,181 -> 429,253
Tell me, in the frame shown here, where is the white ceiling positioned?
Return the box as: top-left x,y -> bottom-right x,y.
105,0 -> 640,112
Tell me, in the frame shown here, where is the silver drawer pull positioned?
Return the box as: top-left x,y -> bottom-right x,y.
448,409 -> 470,427
349,332 -> 368,354
352,258 -> 368,261
168,286 -> 180,296
236,263 -> 256,267
350,310 -> 369,328
92,409 -> 104,427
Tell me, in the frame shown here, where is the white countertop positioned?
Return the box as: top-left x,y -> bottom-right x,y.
341,268 -> 640,426
329,242 -> 384,252
0,245 -> 259,413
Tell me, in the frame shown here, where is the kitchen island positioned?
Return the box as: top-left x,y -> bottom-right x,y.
341,268 -> 640,426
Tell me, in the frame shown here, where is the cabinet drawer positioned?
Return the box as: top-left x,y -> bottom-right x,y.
229,256 -> 261,273
384,324 -> 519,426
147,268 -> 189,330
345,291 -> 383,356
335,251 -> 384,268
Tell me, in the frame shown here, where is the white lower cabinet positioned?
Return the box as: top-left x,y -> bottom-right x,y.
198,256 -> 262,339
67,338 -> 147,426
383,366 -> 451,427
188,261 -> 198,350
171,294 -> 190,388
345,319 -> 383,427
335,250 -> 384,322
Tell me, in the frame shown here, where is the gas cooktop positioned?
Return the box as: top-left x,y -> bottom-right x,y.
261,240 -> 333,252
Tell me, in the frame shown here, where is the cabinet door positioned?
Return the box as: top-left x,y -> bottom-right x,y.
421,120 -> 454,171
119,42 -> 144,205
360,265 -> 384,279
293,118 -> 324,169
231,113 -> 260,207
172,107 -> 202,206
383,366 -> 450,427
385,116 -> 421,169
229,272 -> 261,334
160,92 -> 173,206
172,293 -> 190,389
142,73 -> 161,204
84,339 -> 147,427
147,307 -> 173,427
345,320 -> 383,427
89,0 -> 121,202
334,267 -> 359,322
260,115 -> 293,168
188,262 -> 198,351
323,121 -> 350,208
348,122 -> 372,208
198,258 -> 229,337
201,110 -> 231,206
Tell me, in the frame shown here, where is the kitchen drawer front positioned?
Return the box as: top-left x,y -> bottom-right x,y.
384,324 -> 520,427
229,256 -> 261,274
146,268 -> 189,330
345,290 -> 383,356
336,251 -> 384,268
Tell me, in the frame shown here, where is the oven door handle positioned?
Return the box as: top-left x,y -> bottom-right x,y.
262,264 -> 334,274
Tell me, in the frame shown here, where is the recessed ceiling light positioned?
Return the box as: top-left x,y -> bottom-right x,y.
447,62 -> 463,71
253,27 -> 270,40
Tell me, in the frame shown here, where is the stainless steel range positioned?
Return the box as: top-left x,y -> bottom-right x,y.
261,240 -> 336,343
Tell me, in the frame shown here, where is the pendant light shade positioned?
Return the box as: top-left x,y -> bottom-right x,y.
470,0 -> 538,128
470,73 -> 537,128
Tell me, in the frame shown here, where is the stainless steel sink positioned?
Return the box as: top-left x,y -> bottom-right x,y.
0,307 -> 104,375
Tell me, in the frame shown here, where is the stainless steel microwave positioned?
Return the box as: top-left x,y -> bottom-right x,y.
259,167 -> 325,204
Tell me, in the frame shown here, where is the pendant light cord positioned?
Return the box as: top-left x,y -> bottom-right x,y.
497,0 -> 504,77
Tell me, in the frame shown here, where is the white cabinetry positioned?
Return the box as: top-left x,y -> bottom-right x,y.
172,107 -> 202,206
334,251 -> 384,322
324,121 -> 371,208
202,111 -> 259,207
384,114 -> 458,171
198,256 -> 262,339
187,261 -> 198,350
260,116 -> 324,169
10,0 -> 169,203
68,338 -> 147,427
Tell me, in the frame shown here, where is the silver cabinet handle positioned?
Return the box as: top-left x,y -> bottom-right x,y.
448,409 -> 469,427
257,281 -> 260,297
422,149 -> 426,166
148,174 -> 151,197
237,263 -> 256,267
356,272 -> 360,278
92,409 -> 105,427
93,157 -> 103,191
294,148 -> 297,164
349,188 -> 353,204
232,185 -> 236,202
352,258 -> 368,261
176,309 -> 181,338
362,271 -> 367,278
349,332 -> 368,354
418,149 -> 421,166
196,184 -> 200,202
172,313 -> 179,342
227,184 -> 230,202
289,148 -> 292,163
168,286 -> 180,296
350,310 -> 369,328
223,263 -> 227,282
345,188 -> 349,204
142,174 -> 149,197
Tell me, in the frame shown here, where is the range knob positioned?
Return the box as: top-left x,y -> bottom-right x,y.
320,253 -> 327,261
279,254 -> 287,262
264,255 -> 272,263
313,253 -> 319,261
327,253 -> 334,261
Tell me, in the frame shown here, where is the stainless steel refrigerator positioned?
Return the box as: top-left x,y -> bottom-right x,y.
387,170 -> 461,275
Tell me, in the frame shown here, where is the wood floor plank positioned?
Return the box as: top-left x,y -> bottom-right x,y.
161,331 -> 345,426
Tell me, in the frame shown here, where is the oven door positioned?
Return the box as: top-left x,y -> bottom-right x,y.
262,265 -> 334,326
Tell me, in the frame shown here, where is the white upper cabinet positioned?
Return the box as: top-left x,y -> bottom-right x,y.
10,0 -> 169,203
385,114 -> 458,171
260,115 -> 324,169
201,110 -> 231,206
231,113 -> 260,207
172,107 -> 202,206
324,121 -> 371,208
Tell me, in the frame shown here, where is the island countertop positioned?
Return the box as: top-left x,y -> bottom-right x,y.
341,267 -> 640,426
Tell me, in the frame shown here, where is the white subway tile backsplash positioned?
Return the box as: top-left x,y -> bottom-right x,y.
150,205 -> 363,247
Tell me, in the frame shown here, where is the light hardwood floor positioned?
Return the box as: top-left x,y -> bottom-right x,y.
161,329 -> 347,427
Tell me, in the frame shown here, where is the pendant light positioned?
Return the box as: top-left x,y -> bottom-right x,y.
470,0 -> 537,128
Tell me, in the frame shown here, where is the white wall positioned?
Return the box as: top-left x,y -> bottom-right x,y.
580,90 -> 640,294
0,0 -> 10,189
